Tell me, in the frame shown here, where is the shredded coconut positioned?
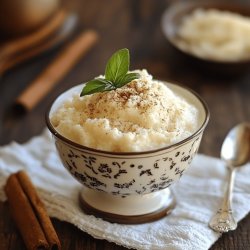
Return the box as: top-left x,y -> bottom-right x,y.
51,70 -> 199,152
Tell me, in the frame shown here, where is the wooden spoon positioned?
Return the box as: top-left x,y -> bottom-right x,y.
0,10 -> 66,62
0,0 -> 60,36
0,12 -> 78,75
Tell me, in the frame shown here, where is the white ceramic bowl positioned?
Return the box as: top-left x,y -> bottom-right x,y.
46,81 -> 209,223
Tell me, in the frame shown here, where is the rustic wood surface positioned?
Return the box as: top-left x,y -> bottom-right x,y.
0,0 -> 250,249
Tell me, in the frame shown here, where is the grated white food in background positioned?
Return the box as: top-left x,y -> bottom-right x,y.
51,70 -> 198,152
176,8 -> 250,61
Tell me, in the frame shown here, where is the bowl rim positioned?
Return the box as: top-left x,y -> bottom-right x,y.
45,81 -> 210,156
161,1 -> 250,64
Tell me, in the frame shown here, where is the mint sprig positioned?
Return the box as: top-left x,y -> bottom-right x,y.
80,48 -> 139,96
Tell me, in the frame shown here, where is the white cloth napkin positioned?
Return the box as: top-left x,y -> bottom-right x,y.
0,130 -> 250,250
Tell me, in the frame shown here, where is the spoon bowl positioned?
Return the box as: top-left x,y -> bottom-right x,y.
221,123 -> 250,167
0,0 -> 61,36
209,123 -> 250,233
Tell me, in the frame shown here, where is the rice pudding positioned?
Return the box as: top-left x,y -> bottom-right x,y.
51,70 -> 199,152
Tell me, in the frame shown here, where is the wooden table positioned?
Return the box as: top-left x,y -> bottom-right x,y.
0,0 -> 249,249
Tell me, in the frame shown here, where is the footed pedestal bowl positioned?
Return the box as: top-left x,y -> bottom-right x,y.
46,82 -> 209,224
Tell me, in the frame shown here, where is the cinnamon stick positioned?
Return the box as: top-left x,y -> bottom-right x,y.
15,30 -> 99,112
4,171 -> 61,250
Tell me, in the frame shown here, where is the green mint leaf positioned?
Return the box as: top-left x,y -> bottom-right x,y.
80,48 -> 140,97
115,72 -> 140,88
105,48 -> 129,83
80,78 -> 115,96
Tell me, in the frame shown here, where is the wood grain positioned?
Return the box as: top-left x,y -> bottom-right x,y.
0,0 -> 249,249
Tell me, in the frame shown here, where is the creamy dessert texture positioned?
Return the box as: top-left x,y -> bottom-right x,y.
51,70 -> 199,152
176,9 -> 250,61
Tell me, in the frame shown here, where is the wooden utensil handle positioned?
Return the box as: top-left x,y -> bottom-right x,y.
16,30 -> 99,111
0,10 -> 66,61
0,14 -> 77,75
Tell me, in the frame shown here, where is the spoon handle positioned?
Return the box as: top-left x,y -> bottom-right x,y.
209,167 -> 237,233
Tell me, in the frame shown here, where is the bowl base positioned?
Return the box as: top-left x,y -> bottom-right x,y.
79,188 -> 176,224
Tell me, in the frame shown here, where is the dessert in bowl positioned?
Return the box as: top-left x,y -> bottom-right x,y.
161,1 -> 250,75
46,49 -> 209,223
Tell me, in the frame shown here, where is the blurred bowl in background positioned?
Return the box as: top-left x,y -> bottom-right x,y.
0,0 -> 60,36
161,1 -> 250,76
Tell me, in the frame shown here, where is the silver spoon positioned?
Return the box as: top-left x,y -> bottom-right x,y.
209,122 -> 250,233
